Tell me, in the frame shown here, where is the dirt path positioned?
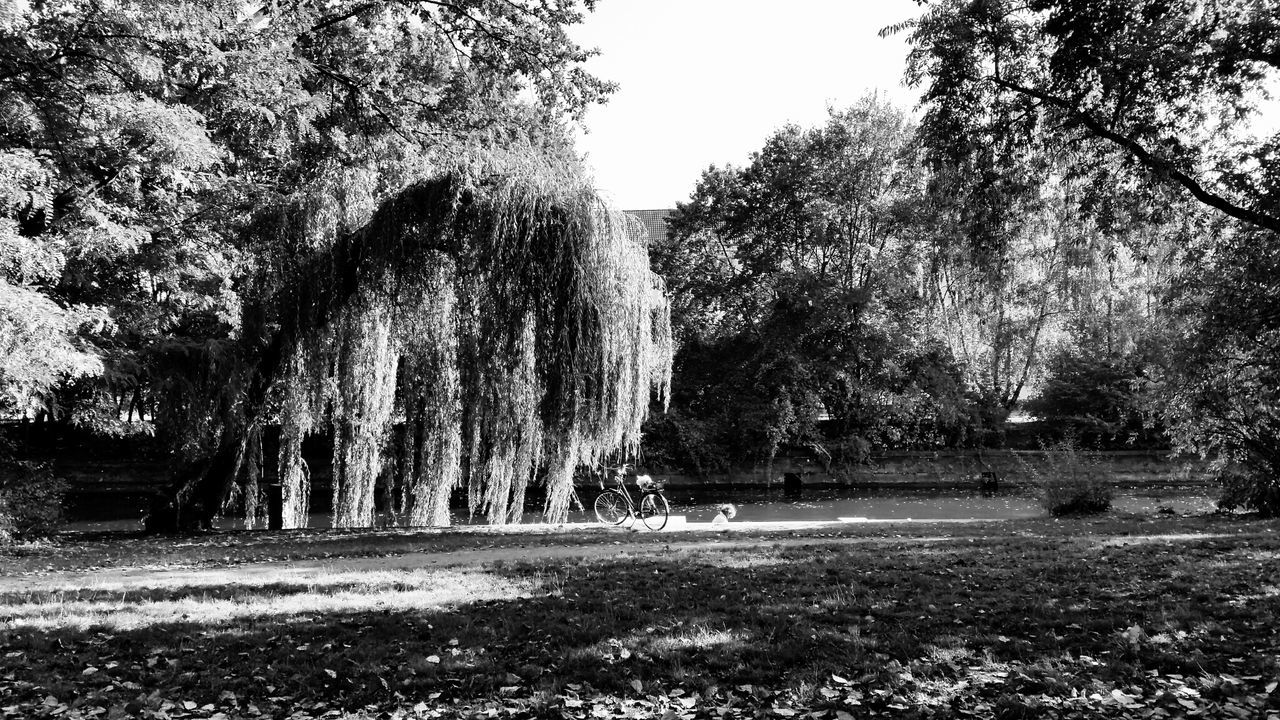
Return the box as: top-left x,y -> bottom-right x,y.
1,524 -> 963,593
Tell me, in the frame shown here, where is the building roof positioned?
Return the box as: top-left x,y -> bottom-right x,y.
626,209 -> 675,246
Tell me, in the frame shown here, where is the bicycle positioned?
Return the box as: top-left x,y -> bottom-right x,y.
593,470 -> 670,531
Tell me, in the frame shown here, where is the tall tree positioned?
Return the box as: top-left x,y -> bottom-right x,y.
158,159 -> 671,531
649,98 -> 976,472
900,0 -> 1280,512
0,0 -> 610,437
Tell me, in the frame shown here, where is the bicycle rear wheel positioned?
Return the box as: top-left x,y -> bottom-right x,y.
594,490 -> 629,525
638,493 -> 669,531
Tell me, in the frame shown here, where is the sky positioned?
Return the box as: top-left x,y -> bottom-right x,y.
570,1 -> 922,210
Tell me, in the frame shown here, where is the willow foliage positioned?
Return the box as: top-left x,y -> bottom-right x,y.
244,166 -> 671,528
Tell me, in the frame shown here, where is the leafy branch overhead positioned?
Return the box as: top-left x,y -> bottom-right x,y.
899,0 -> 1280,234
0,0 -> 611,425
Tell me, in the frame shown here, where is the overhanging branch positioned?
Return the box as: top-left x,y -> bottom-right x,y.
985,74 -> 1280,235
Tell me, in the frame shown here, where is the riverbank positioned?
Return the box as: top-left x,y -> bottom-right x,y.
55,483 -> 1221,534
2,514 -> 1278,718
666,449 -> 1204,488
3,420 -> 1205,523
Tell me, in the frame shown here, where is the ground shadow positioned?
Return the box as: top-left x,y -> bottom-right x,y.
2,527 -> 1278,718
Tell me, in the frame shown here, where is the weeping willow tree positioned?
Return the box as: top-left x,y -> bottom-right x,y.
147,165 -> 672,531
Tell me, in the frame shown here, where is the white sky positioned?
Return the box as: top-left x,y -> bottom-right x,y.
570,1 -> 922,210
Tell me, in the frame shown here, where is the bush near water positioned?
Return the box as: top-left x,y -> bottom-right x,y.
1020,440 -> 1114,516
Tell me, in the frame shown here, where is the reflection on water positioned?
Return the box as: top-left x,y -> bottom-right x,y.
65,485 -> 1219,532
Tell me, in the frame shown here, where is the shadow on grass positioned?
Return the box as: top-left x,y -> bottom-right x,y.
2,525 -> 1279,718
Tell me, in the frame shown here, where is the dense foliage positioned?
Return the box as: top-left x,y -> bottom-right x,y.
646,98 -> 987,472
1,0 -> 681,528
0,436 -> 66,541
900,0 -> 1278,233
647,91 -> 1187,473
7,0 -> 1280,519
201,165 -> 672,531
1025,346 -> 1164,448
899,0 -> 1280,513
1161,228 -> 1280,515
1,0 -> 608,433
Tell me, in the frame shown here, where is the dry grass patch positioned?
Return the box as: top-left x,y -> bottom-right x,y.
1,568 -> 532,631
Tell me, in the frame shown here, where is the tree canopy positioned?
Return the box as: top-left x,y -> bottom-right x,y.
1,0 -> 609,429
647,98 -> 984,472
1,1 -> 683,529
899,0 -> 1280,512
899,0 -> 1279,234
159,159 -> 671,530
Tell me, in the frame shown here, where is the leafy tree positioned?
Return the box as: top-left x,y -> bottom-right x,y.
897,0 -> 1279,234
908,164 -> 1063,419
892,2 -> 1193,420
1,0 -> 609,443
152,164 -> 672,531
1025,346 -> 1164,448
648,98 -> 981,472
900,0 -> 1280,513
1159,224 -> 1280,514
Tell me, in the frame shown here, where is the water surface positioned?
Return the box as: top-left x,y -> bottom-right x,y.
62,485 -> 1218,533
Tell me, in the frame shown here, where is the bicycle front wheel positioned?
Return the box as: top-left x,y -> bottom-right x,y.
594,490 -> 629,525
638,493 -> 669,531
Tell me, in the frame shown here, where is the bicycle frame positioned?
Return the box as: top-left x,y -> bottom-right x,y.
594,473 -> 669,531
599,476 -> 638,513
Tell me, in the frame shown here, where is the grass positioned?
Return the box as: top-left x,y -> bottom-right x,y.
1,515 -> 1279,719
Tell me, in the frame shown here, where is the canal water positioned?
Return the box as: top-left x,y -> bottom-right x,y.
62,484 -> 1218,532
495,484 -> 1218,526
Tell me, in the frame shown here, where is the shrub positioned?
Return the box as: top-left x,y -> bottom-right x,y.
1213,462 -> 1280,516
0,458 -> 68,542
1022,440 -> 1112,516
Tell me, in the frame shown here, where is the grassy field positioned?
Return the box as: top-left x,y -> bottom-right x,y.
2,515 -> 1278,719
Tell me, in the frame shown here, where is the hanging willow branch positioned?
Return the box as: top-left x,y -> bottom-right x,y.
152,166 -> 672,531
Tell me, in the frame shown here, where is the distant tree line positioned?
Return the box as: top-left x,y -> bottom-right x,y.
640,96 -> 1177,473
643,0 -> 1280,515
